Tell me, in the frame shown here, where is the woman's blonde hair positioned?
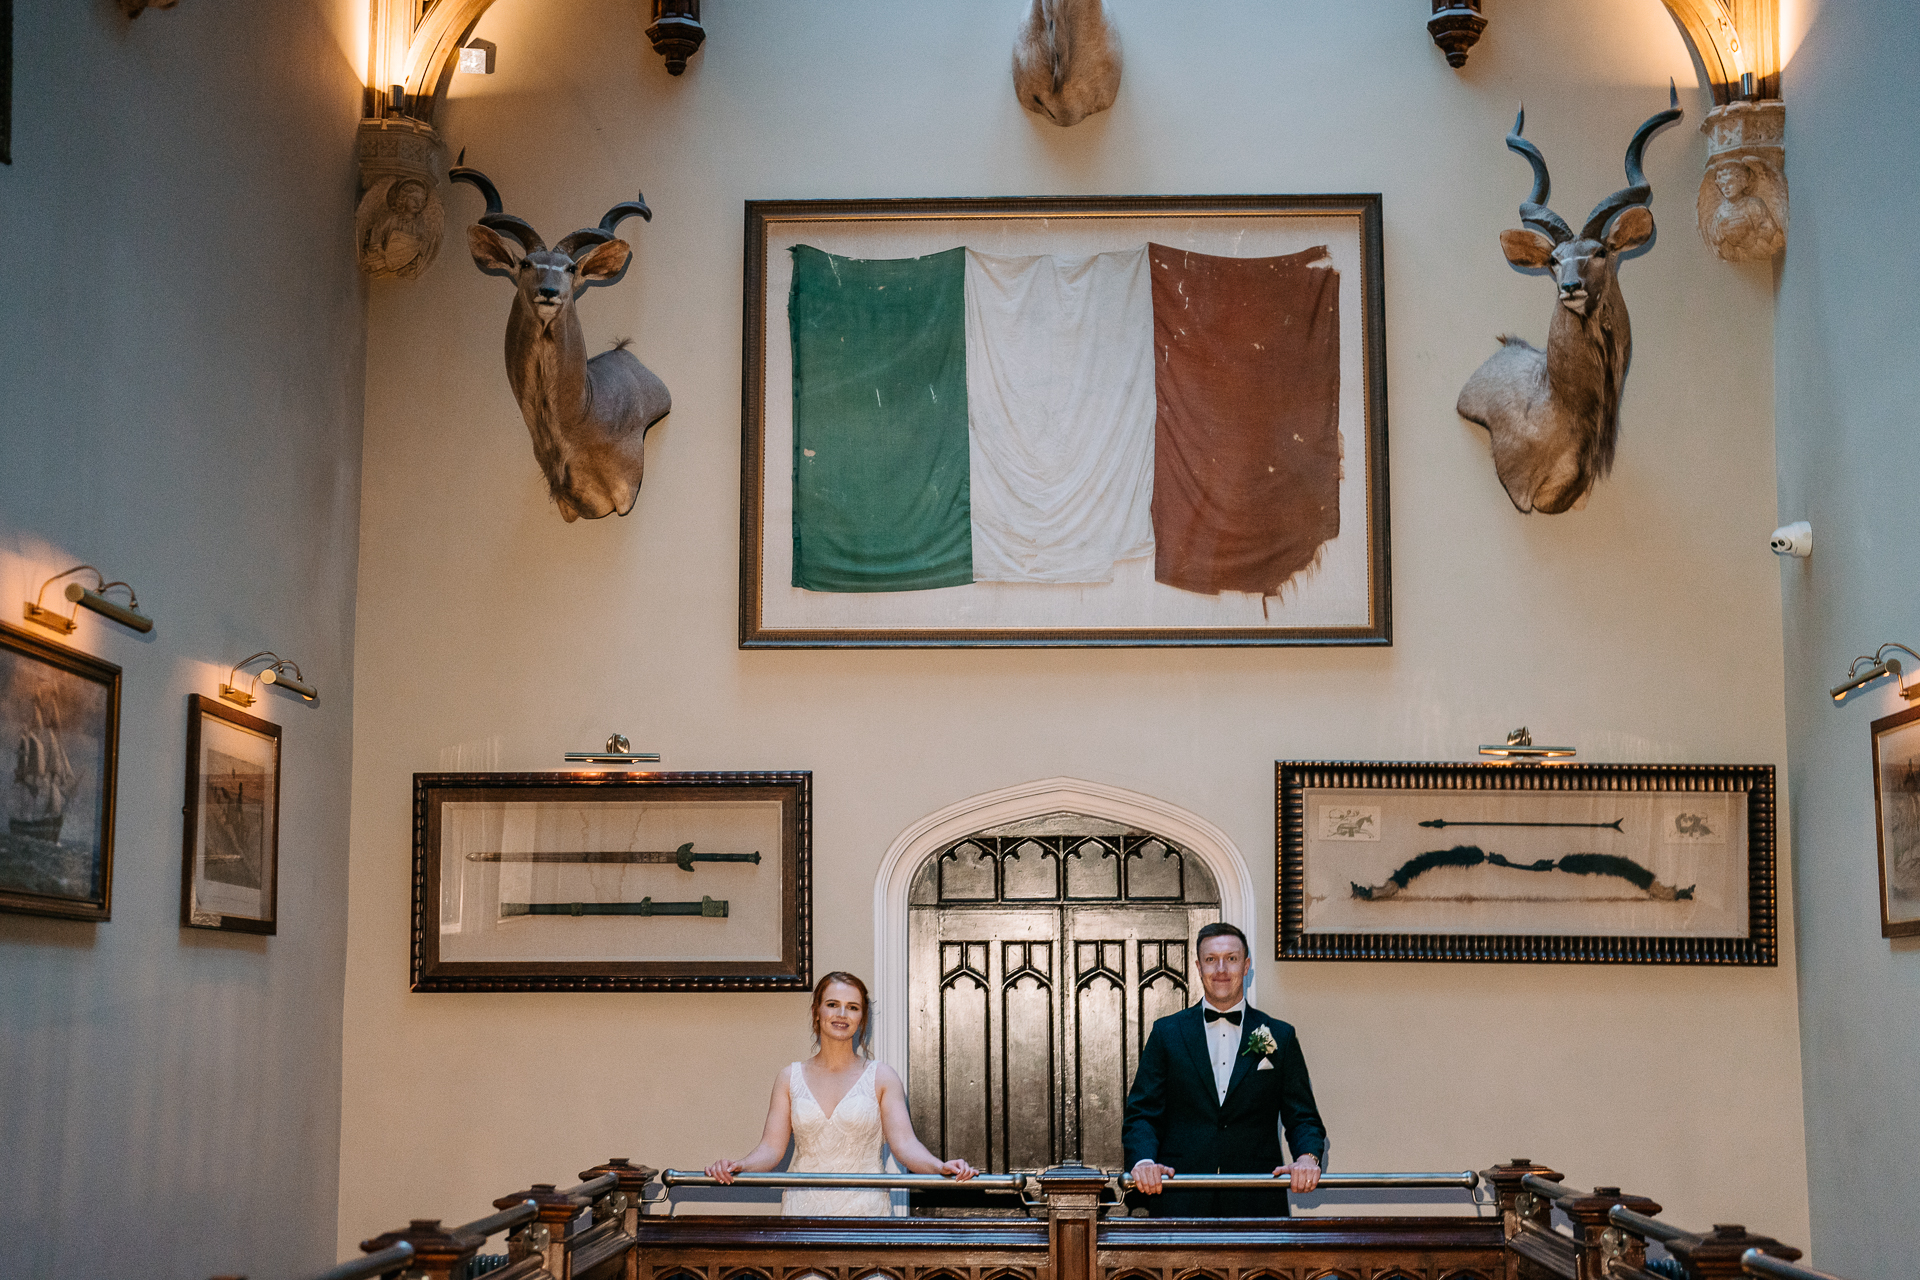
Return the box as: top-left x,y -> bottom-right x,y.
810,971 -> 874,1057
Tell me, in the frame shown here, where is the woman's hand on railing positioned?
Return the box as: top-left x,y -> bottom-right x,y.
705,1159 -> 745,1184
936,1158 -> 978,1181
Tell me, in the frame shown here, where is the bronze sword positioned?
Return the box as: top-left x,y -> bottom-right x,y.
466,841 -> 761,870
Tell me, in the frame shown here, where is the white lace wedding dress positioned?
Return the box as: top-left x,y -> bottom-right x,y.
783,1059 -> 892,1216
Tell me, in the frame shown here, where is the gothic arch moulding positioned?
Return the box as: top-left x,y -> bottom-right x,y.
870,778 -> 1255,1074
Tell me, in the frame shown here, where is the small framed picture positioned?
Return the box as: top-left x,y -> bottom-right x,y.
0,622 -> 121,921
1870,704 -> 1920,938
181,694 -> 281,934
412,771 -> 812,992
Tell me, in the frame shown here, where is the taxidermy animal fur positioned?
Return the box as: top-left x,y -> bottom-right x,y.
1013,0 -> 1121,127
451,162 -> 671,522
1456,86 -> 1681,514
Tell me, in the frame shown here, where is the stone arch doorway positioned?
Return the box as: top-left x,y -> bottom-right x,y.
872,779 -> 1252,1173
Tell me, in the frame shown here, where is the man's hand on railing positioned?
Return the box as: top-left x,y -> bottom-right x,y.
936,1158 -> 979,1181
1278,1154 -> 1320,1193
1131,1158 -> 1176,1194
705,1159 -> 745,1184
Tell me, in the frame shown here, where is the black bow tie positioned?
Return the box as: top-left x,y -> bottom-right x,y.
1204,1008 -> 1242,1025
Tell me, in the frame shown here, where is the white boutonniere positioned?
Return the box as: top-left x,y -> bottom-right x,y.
1242,1025 -> 1278,1058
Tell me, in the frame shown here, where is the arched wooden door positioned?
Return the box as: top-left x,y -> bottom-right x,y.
906,814 -> 1219,1173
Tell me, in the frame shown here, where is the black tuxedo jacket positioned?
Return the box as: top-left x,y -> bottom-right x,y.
1121,1002 -> 1327,1217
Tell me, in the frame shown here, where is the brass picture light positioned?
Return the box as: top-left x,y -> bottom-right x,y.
24,565 -> 154,635
221,652 -> 317,707
1831,644 -> 1920,705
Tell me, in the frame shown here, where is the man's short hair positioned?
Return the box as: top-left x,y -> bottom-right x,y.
1196,921 -> 1250,955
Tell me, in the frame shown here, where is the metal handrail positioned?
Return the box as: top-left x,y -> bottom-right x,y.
565,1172 -> 620,1200
1119,1170 -> 1479,1191
453,1198 -> 539,1241
308,1242 -> 415,1280
662,1169 -> 1026,1191
1607,1205 -> 1688,1245
1521,1173 -> 1578,1201
1742,1249 -> 1849,1280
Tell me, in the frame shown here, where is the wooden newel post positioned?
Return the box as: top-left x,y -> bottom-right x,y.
1561,1187 -> 1661,1280
1665,1224 -> 1803,1280
495,1182 -> 592,1278
358,1218 -> 480,1280
578,1158 -> 658,1280
1037,1163 -> 1110,1280
1481,1159 -> 1564,1280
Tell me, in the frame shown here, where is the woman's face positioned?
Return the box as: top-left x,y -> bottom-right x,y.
815,981 -> 866,1042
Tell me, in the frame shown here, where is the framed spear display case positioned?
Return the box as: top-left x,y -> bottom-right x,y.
411,771 -> 811,991
181,694 -> 281,934
739,194 -> 1391,648
1277,760 -> 1777,964
0,622 -> 120,922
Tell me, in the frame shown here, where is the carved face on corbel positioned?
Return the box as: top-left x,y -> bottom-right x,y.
1697,155 -> 1787,262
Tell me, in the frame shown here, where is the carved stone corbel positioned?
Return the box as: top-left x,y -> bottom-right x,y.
1696,99 -> 1786,261
1428,1 -> 1489,69
647,0 -> 706,76
355,115 -> 447,280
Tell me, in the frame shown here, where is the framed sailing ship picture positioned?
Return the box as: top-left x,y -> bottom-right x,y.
181,695 -> 281,934
1870,704 -> 1920,938
411,771 -> 812,992
0,622 -> 120,922
1277,760 -> 1778,964
738,194 -> 1391,649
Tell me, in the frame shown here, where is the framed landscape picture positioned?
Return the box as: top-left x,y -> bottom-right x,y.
739,194 -> 1390,648
181,694 -> 281,934
0,622 -> 120,921
1870,705 -> 1920,938
411,771 -> 812,991
1277,760 -> 1777,964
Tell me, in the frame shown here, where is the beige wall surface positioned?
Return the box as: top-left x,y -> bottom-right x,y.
1775,1 -> 1920,1274
340,0 -> 1808,1259
0,2 -> 369,1277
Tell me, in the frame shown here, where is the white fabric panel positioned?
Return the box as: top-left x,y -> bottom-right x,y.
963,248 -> 1157,583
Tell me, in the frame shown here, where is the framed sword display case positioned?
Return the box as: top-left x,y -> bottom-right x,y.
411,771 -> 812,991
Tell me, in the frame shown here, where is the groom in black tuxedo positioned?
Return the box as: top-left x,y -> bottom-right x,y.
1121,922 -> 1327,1217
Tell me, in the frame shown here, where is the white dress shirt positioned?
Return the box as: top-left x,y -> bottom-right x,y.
1202,998 -> 1247,1104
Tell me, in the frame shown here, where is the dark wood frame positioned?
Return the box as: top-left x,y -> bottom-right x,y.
180,693 -> 282,935
411,771 -> 812,991
1276,760 -> 1778,964
1869,703 -> 1920,939
0,621 -> 120,921
739,194 -> 1392,649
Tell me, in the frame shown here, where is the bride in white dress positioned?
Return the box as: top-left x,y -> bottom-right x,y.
705,971 -> 976,1215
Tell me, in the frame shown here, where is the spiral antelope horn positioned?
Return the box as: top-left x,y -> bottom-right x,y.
554,192 -> 653,260
1506,107 -> 1574,244
1580,80 -> 1683,240
449,153 -> 546,253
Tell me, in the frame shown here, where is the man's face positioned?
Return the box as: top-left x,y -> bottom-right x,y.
1197,933 -> 1249,1008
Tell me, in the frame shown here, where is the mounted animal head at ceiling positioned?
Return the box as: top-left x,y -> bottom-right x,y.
1456,85 -> 1682,516
1013,0 -> 1122,127
451,160 -> 672,523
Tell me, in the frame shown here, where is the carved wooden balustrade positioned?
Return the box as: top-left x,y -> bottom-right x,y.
297,1158 -> 1838,1280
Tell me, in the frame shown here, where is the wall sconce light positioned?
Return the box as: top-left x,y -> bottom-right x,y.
1478,726 -> 1576,761
564,732 -> 661,765
457,38 -> 497,74
221,652 -> 318,707
647,0 -> 706,76
1831,645 -> 1920,705
24,565 -> 154,635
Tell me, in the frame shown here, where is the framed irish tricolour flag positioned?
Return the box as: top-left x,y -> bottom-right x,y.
738,195 -> 1390,649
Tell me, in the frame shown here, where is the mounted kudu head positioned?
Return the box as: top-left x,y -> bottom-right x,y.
451,158 -> 672,522
1013,0 -> 1122,127
1456,85 -> 1682,514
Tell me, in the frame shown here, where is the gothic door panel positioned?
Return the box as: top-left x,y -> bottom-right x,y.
907,816 -> 1220,1173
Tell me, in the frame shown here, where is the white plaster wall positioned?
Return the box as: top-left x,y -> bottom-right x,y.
340,0 -> 1809,1258
1775,1 -> 1920,1274
0,2 -> 367,1276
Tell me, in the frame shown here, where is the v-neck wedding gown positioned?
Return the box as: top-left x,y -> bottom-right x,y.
784,1058 -> 892,1216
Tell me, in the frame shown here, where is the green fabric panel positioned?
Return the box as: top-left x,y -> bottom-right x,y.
790,244 -> 973,592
